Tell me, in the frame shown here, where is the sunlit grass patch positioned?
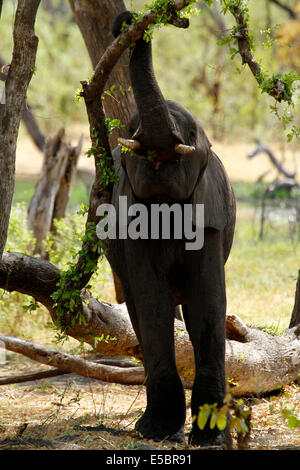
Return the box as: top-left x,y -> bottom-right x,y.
226,203 -> 299,328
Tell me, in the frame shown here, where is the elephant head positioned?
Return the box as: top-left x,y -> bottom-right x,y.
112,11 -> 233,233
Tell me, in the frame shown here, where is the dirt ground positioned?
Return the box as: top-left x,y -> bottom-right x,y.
0,355 -> 299,451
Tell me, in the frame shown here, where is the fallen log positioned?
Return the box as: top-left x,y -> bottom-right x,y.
0,367 -> 67,385
0,335 -> 145,386
0,357 -> 140,385
0,252 -> 299,396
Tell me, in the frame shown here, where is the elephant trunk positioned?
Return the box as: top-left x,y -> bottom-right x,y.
112,12 -> 195,156
129,36 -> 178,150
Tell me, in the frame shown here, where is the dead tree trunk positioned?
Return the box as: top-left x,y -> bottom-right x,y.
51,135 -> 83,229
0,0 -> 41,261
0,252 -> 299,397
27,129 -> 82,257
290,270 -> 300,328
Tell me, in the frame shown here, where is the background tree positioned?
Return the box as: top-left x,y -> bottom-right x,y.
0,0 -> 41,261
69,0 -> 136,148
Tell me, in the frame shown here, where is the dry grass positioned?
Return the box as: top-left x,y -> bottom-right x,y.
0,355 -> 299,451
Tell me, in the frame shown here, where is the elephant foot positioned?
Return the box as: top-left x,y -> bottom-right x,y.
135,411 -> 185,443
188,424 -> 232,449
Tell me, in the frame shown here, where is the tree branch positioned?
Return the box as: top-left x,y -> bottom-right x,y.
0,0 -> 41,261
228,3 -> 290,102
269,0 -> 298,20
0,368 -> 67,385
0,335 -> 145,386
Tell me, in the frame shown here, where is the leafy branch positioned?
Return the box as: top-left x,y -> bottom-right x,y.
212,0 -> 300,140
195,392 -> 252,449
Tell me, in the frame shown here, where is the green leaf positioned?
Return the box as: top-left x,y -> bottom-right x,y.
197,404 -> 211,430
288,415 -> 300,429
216,410 -> 227,431
239,418 -> 249,434
209,409 -> 218,429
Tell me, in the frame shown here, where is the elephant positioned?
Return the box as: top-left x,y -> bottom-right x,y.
105,11 -> 236,447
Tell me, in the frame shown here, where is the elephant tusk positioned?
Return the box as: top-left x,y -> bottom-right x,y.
174,143 -> 195,155
118,138 -> 142,151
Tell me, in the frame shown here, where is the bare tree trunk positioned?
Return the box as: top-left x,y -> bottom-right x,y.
51,135 -> 83,226
0,0 -> 41,261
0,57 -> 45,151
0,252 -> 299,396
69,0 -> 136,149
290,270 -> 300,328
27,129 -> 82,257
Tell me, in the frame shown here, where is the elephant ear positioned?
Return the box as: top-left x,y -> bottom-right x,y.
191,152 -> 234,231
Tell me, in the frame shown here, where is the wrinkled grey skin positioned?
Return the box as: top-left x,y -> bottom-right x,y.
106,11 -> 236,447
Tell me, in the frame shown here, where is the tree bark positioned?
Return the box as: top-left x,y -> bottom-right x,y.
51,135 -> 83,226
0,252 -> 299,396
0,0 -> 41,261
69,0 -> 136,149
290,270 -> 300,328
0,57 -> 45,152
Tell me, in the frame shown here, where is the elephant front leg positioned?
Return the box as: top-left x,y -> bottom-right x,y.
134,302 -> 186,442
125,248 -> 186,441
135,363 -> 186,442
183,232 -> 231,448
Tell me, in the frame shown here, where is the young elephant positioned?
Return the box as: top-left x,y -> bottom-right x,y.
106,11 -> 236,447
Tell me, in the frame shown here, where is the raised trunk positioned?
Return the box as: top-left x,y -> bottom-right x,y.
129,37 -> 176,149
